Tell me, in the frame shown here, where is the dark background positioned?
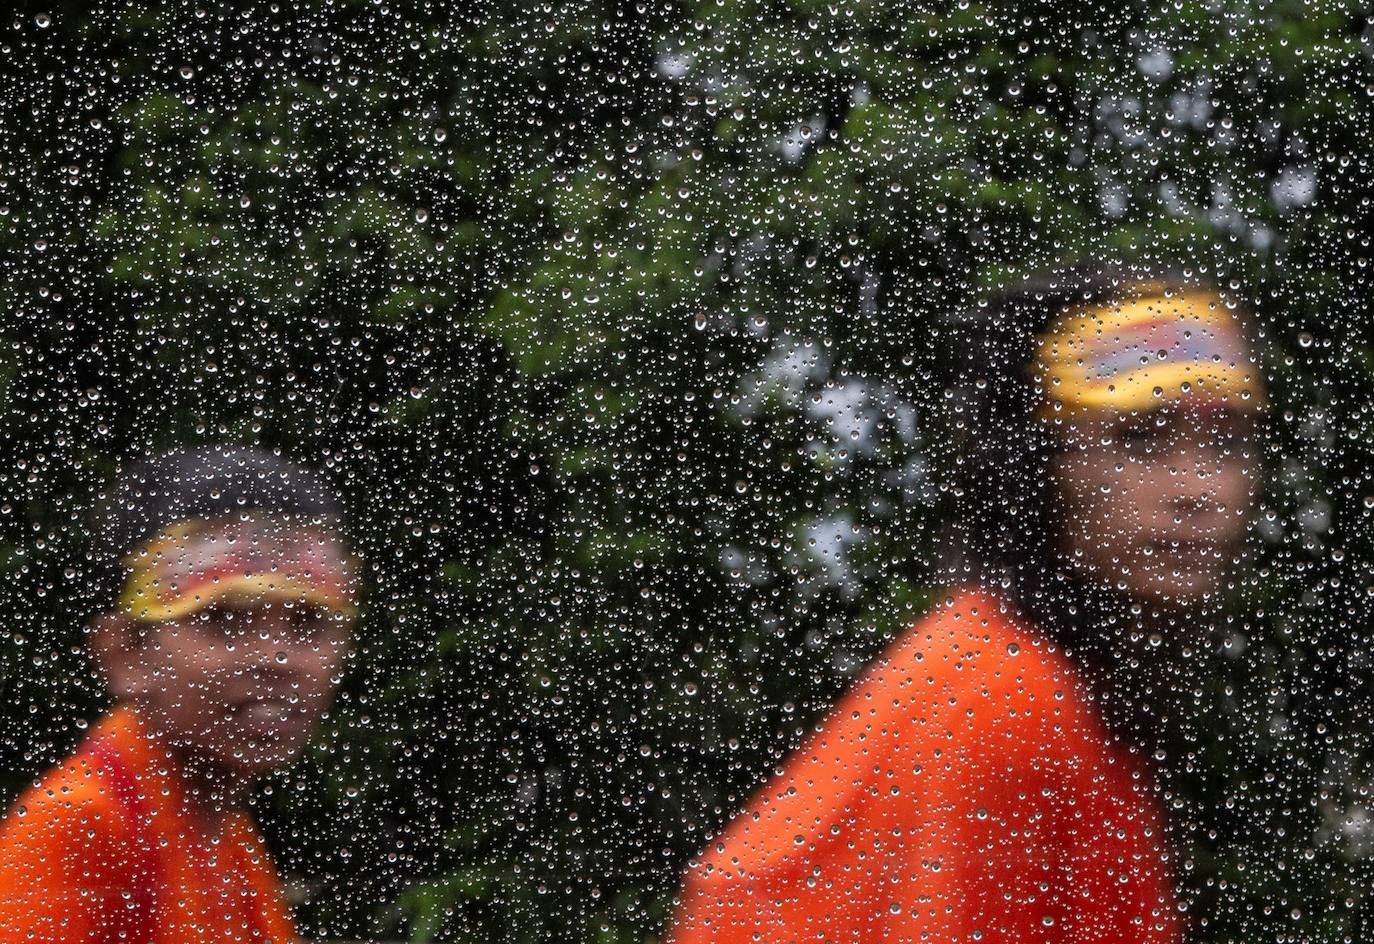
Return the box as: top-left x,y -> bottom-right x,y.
1,2 -> 1371,940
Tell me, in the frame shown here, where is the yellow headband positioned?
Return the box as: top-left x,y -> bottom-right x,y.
1033,289 -> 1266,419
118,517 -> 358,623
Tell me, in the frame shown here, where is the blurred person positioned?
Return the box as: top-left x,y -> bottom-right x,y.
0,447 -> 358,943
668,270 -> 1267,944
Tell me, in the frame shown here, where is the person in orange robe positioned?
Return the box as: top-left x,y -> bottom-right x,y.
0,447 -> 358,943
669,269 -> 1268,944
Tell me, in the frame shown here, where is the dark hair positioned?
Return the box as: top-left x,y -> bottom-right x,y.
941,263 -> 1258,626
91,446 -> 344,598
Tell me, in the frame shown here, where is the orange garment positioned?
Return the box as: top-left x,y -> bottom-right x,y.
669,587 -> 1180,944
0,705 -> 299,943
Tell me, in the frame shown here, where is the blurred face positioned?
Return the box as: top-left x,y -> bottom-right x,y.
98,524 -> 355,779
135,593 -> 350,776
1052,405 -> 1259,605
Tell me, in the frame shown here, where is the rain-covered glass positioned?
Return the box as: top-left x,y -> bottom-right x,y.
1,4 -> 1370,943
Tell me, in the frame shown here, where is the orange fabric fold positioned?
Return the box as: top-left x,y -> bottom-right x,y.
0,705 -> 300,943
668,588 -> 1181,944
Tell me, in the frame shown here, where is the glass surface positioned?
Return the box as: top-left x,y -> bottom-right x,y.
0,4 -> 1369,942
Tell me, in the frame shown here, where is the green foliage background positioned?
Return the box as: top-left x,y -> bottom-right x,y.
1,1 -> 1371,941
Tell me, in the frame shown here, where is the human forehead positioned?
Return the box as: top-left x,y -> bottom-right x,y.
142,514 -> 346,556
151,517 -> 355,590
1031,287 -> 1266,420
1051,404 -> 1256,447
118,512 -> 358,623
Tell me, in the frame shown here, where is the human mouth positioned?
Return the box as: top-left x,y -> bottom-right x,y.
229,698 -> 307,736
1175,539 -> 1219,555
1146,538 -> 1224,565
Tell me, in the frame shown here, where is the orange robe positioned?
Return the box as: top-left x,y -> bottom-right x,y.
669,587 -> 1181,944
0,705 -> 299,943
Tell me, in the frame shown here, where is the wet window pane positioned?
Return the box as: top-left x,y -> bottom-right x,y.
1,4 -> 1369,943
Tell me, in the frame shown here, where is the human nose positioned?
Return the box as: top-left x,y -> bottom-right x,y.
1168,443 -> 1227,515
1171,485 -> 1211,517
235,611 -> 311,662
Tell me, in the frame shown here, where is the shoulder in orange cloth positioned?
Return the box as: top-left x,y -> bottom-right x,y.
0,705 -> 300,943
668,587 -> 1180,944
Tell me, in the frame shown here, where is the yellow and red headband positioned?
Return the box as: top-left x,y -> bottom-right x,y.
1033,287 -> 1266,419
118,515 -> 357,623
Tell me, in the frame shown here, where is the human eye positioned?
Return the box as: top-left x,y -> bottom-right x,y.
285,603 -> 335,636
1210,409 -> 1254,443
189,603 -> 240,637
1116,417 -> 1170,454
